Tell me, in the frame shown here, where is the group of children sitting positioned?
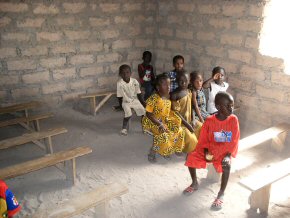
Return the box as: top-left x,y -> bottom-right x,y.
116,51 -> 240,210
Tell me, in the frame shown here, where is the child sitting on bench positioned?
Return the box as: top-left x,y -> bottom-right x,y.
117,64 -> 146,136
0,180 -> 21,218
183,92 -> 240,210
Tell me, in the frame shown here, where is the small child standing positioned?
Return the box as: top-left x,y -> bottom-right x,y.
117,64 -> 146,136
189,71 -> 210,123
142,73 -> 186,162
138,51 -> 155,100
203,66 -> 229,114
171,72 -> 202,153
183,92 -> 240,210
168,55 -> 185,93
0,180 -> 21,218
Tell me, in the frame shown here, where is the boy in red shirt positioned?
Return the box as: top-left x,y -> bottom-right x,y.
183,91 -> 240,210
0,180 -> 21,217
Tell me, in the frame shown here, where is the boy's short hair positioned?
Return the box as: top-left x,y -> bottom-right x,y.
176,70 -> 188,82
173,55 -> 184,64
215,91 -> 233,106
153,72 -> 169,89
212,66 -> 225,77
119,64 -> 131,76
143,51 -> 152,59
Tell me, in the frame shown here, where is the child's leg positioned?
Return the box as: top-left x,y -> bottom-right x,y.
218,163 -> 231,198
183,167 -> 198,195
122,116 -> 131,130
148,145 -> 157,163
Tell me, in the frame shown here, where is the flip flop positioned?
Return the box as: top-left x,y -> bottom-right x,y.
183,186 -> 198,196
211,197 -> 223,211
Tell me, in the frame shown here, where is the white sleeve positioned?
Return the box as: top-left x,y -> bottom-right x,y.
116,81 -> 123,97
134,79 -> 141,94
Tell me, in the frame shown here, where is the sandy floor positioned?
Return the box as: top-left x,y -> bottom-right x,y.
1,99 -> 290,218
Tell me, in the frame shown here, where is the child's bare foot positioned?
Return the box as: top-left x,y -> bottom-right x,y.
183,183 -> 198,196
175,152 -> 184,158
163,155 -> 172,161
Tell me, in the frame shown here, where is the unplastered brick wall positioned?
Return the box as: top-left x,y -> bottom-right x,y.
0,0 -> 156,105
154,0 -> 290,128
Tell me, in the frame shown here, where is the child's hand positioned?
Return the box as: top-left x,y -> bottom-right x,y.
188,125 -> 195,133
158,123 -> 168,133
204,149 -> 213,162
213,73 -> 220,80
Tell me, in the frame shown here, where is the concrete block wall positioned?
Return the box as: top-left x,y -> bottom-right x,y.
0,0 -> 156,105
154,0 -> 290,128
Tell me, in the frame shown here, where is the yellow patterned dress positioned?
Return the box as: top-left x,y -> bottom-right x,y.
142,93 -> 185,156
171,91 -> 202,153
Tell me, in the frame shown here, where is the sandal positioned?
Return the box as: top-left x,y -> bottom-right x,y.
211,197 -> 223,211
183,186 -> 198,196
148,153 -> 157,163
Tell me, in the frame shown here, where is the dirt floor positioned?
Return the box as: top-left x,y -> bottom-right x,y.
1,98 -> 290,218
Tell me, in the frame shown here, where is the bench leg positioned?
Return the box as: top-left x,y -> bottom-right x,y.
249,184 -> 271,215
271,131 -> 287,152
46,136 -> 53,154
95,94 -> 113,114
65,158 -> 76,185
33,120 -> 40,131
90,97 -> 96,116
206,164 -> 221,183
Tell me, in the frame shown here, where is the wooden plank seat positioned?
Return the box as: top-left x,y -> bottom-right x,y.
0,113 -> 53,131
206,122 -> 290,182
0,127 -> 67,153
239,158 -> 290,214
30,183 -> 128,218
0,146 -> 92,185
0,101 -> 41,115
79,91 -> 115,116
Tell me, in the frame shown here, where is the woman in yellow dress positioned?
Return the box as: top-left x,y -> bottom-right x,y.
171,72 -> 202,153
143,73 -> 192,162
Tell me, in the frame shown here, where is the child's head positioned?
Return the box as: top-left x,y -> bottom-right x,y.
142,51 -> 152,65
215,91 -> 234,117
173,55 -> 184,73
119,64 -> 131,83
190,71 -> 203,90
177,71 -> 189,90
212,66 -> 225,84
155,73 -> 170,96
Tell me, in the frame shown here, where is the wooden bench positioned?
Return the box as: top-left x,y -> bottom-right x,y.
0,113 -> 53,131
0,127 -> 67,153
0,101 -> 41,116
0,146 -> 92,185
239,158 -> 290,214
206,122 -> 290,182
79,91 -> 115,116
30,183 -> 128,218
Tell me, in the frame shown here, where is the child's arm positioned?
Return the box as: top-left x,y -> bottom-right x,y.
192,90 -> 204,123
137,93 -> 146,107
117,97 -> 123,107
225,117 -> 240,158
146,112 -> 168,133
202,74 -> 220,89
138,64 -> 145,79
175,111 -> 194,132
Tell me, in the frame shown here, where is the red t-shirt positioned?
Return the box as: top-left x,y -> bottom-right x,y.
196,114 -> 240,159
138,64 -> 154,84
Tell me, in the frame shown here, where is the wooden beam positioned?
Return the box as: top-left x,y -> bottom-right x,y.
94,93 -> 114,114
0,127 -> 67,150
79,91 -> 115,99
30,183 -> 128,218
0,146 -> 92,180
0,101 -> 41,114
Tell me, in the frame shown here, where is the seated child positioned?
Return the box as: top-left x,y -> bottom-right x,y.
171,72 -> 202,154
138,51 -> 155,100
183,92 -> 240,210
142,73 -> 188,162
0,180 -> 21,218
168,55 -> 185,93
189,71 -> 210,123
203,66 -> 229,114
117,64 -> 146,136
